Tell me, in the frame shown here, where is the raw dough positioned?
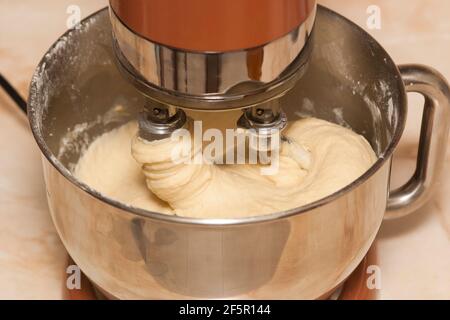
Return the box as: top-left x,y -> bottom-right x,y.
74,117 -> 377,218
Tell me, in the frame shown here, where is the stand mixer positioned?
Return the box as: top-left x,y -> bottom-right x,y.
24,2 -> 450,299
109,0 -> 316,145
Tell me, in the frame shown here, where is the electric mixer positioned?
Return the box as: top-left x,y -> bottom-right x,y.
109,0 -> 316,145
24,2 -> 450,299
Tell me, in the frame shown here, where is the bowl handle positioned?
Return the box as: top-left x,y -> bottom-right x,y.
385,64 -> 450,220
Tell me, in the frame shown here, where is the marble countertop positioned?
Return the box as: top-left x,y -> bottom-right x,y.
0,0 -> 449,299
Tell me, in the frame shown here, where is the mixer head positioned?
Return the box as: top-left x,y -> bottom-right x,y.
109,0 -> 317,143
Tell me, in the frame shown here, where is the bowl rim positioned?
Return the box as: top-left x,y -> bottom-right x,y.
28,5 -> 407,226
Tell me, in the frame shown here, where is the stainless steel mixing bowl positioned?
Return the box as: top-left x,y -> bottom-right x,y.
28,6 -> 450,299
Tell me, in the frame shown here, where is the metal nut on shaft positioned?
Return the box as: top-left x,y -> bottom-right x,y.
138,101 -> 187,141
237,100 -> 287,153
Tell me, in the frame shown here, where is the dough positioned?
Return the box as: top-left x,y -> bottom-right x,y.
74,117 -> 376,218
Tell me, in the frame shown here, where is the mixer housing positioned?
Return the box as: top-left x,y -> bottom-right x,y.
109,0 -> 317,142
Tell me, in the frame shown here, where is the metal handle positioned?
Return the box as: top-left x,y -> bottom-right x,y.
385,64 -> 450,220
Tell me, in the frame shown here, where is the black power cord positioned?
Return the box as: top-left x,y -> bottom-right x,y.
0,73 -> 27,114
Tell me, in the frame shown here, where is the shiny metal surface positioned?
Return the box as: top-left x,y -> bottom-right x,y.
138,103 -> 187,141
385,65 -> 450,219
28,7 -> 449,299
237,102 -> 288,153
110,0 -> 316,52
109,4 -> 316,109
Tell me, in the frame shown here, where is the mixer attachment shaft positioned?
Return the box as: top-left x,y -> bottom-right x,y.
138,100 -> 187,141
237,100 -> 287,153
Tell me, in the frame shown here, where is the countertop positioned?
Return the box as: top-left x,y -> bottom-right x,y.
0,0 -> 449,299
